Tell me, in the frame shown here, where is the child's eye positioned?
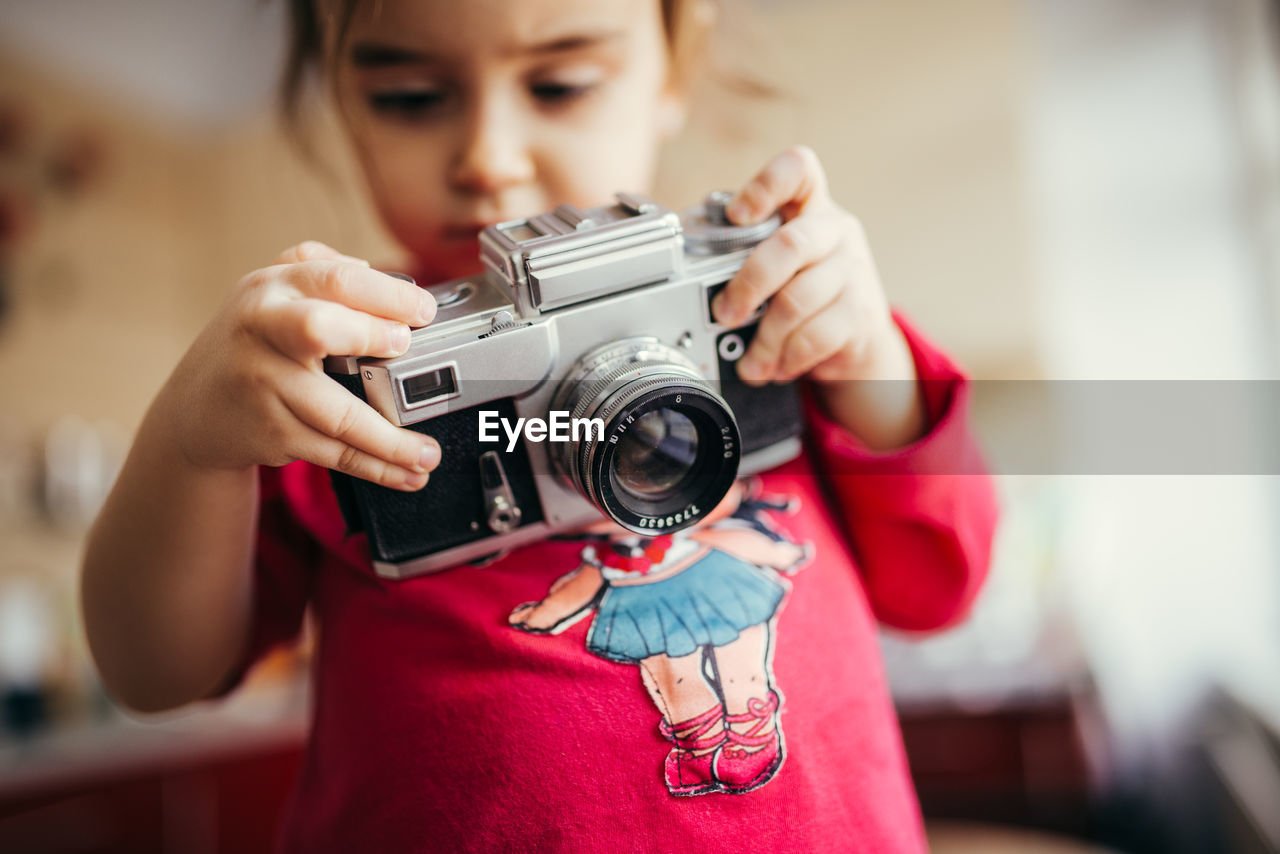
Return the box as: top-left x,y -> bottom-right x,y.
529,81 -> 597,106
367,89 -> 448,118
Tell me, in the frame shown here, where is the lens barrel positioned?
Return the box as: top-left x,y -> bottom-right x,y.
551,339 -> 740,534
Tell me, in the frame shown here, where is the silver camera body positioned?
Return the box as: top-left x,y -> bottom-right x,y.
325,192 -> 804,579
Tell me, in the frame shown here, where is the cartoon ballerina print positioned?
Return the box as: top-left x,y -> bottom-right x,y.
508,480 -> 811,796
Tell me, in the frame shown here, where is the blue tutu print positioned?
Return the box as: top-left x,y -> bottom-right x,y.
586,549 -> 787,663
507,479 -> 812,797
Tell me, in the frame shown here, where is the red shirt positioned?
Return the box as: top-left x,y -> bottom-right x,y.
246,314 -> 997,853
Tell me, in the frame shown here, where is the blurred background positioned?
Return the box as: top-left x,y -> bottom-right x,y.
0,0 -> 1277,851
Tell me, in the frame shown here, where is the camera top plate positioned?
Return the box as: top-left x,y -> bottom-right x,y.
479,193 -> 684,316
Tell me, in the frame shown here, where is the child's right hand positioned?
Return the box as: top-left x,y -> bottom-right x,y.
158,241 -> 441,491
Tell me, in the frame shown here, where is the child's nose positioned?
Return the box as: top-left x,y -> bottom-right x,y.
449,100 -> 536,195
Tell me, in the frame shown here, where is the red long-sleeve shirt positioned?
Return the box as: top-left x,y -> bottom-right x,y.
245,313 -> 997,853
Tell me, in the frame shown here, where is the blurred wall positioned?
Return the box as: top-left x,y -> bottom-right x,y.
660,0 -> 1038,377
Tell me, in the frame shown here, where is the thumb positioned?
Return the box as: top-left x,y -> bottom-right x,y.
729,145 -> 829,225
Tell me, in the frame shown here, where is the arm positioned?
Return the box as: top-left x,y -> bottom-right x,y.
508,564 -> 605,634
82,421 -> 260,713
804,313 -> 998,630
81,242 -> 439,712
714,146 -> 997,629
688,528 -> 809,573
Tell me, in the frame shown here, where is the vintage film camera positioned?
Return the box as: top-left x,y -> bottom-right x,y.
324,191 -> 804,579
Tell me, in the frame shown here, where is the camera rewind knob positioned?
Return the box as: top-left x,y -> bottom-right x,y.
680,191 -> 781,255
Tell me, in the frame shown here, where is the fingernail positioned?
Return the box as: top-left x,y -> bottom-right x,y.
728,199 -> 752,224
390,324 -> 410,354
417,291 -> 436,326
737,357 -> 762,382
712,293 -> 735,326
403,471 -> 429,491
418,439 -> 441,471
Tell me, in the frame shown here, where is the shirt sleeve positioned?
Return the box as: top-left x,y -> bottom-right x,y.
214,463 -> 315,694
804,311 -> 999,632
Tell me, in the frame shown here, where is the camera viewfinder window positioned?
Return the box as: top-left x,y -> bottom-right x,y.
403,367 -> 458,406
502,223 -> 542,242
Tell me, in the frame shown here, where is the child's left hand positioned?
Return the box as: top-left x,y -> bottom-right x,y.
710,146 -> 926,450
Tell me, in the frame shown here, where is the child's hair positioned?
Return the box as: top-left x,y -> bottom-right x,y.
278,0 -> 717,130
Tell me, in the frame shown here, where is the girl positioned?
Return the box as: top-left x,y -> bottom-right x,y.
82,1 -> 998,851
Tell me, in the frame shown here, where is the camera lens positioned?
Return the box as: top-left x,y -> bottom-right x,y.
612,408 -> 699,500
551,339 -> 740,535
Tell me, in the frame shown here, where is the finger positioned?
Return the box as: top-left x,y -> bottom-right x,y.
712,210 -> 846,327
736,263 -> 844,385
254,298 -> 411,363
728,145 -> 829,225
280,369 -> 442,477
273,240 -> 370,267
289,421 -> 432,492
774,291 -> 859,382
282,260 -> 436,327
806,308 -> 895,383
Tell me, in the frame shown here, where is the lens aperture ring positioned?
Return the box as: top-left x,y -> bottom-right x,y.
565,347 -> 701,423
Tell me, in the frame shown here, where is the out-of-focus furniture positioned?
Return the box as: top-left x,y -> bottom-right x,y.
0,742 -> 301,854
0,679 -> 305,854
928,820 -> 1121,853
900,687 -> 1103,838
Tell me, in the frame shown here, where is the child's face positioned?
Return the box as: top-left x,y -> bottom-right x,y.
331,0 -> 684,279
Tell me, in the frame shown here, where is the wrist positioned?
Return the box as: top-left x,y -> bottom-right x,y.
812,322 -> 926,451
140,387 -> 257,485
